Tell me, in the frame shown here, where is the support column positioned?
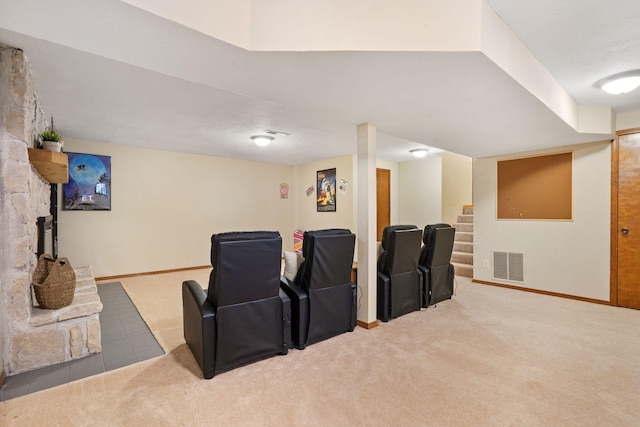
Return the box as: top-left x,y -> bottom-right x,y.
356,123 -> 378,328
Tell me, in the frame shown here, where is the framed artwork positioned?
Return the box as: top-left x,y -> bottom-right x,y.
316,168 -> 336,212
62,152 -> 111,211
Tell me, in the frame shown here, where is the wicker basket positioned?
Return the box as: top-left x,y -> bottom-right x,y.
33,254 -> 76,309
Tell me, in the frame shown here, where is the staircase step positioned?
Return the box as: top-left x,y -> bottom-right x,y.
451,251 -> 473,264
454,223 -> 473,233
453,205 -> 474,279
457,214 -> 473,224
453,241 -> 473,253
452,262 -> 473,278
454,231 -> 473,243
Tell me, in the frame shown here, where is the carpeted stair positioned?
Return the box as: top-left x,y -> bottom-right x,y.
452,205 -> 473,277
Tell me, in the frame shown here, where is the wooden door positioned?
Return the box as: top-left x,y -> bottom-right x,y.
615,130 -> 640,309
376,168 -> 390,241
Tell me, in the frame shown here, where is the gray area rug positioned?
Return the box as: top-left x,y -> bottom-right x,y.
0,282 -> 163,401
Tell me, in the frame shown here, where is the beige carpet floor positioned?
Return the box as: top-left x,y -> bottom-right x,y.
2,269 -> 640,426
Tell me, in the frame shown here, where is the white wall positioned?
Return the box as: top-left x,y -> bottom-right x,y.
473,141 -> 611,301
59,140 -> 292,277
441,151 -> 473,225
398,155 -> 442,229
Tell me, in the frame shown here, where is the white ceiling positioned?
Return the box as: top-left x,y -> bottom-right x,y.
1,0 -> 639,165
487,0 -> 640,113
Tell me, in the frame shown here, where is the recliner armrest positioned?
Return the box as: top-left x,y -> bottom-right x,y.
377,271 -> 390,284
376,271 -> 391,322
182,280 -> 216,379
350,282 -> 357,330
183,280 -> 210,312
417,265 -> 429,307
278,288 -> 292,352
280,276 -> 309,349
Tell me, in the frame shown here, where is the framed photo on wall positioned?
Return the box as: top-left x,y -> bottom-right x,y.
316,168 -> 336,212
62,152 -> 111,211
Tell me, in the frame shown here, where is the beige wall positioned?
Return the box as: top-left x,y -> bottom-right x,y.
616,110 -> 640,131
58,139 -> 469,279
441,151 -> 473,225
390,153 -> 472,231
250,0 -> 482,51
121,0 -> 484,52
59,140 -> 292,277
290,155 -> 355,245
473,141 -> 611,300
398,155 -> 443,230
120,0 -> 252,48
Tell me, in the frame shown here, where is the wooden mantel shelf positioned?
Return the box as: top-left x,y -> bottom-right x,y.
28,148 -> 69,183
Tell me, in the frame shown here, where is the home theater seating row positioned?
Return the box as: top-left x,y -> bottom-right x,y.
376,223 -> 456,321
182,229 -> 357,379
183,224 -> 454,379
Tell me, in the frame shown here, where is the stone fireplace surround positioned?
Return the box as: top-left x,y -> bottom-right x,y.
0,44 -> 102,376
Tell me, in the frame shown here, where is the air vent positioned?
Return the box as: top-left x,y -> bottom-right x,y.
493,251 -> 525,282
264,129 -> 290,137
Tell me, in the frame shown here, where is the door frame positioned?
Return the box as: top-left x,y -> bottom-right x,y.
610,127 -> 640,306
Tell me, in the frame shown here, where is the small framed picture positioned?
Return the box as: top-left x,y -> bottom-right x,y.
316,168 -> 336,212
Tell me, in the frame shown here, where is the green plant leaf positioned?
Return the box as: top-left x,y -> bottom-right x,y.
40,129 -> 61,142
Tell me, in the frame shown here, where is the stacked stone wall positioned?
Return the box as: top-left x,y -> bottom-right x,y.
1,44 -> 48,375
1,45 -> 101,375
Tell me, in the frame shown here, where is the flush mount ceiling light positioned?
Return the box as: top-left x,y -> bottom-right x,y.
597,71 -> 640,95
251,135 -> 274,147
410,148 -> 429,158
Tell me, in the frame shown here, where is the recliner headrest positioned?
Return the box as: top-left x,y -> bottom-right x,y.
381,225 -> 418,250
419,224 -> 455,268
296,228 -> 355,290
210,231 -> 281,266
423,223 -> 452,246
302,228 -> 352,258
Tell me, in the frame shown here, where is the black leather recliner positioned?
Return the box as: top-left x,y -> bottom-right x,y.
182,231 -> 291,379
377,225 -> 423,322
418,223 -> 456,307
280,229 -> 357,350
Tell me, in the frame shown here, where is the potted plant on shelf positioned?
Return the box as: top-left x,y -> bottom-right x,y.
40,116 -> 63,152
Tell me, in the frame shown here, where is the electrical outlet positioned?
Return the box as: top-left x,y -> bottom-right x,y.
483,259 -> 490,268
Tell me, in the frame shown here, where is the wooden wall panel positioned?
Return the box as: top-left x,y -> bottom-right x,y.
376,168 -> 391,241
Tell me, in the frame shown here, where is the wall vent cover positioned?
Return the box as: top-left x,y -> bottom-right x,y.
493,252 -> 525,282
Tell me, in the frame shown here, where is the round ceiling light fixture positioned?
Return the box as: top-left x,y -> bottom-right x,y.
251,135 -> 274,147
597,70 -> 640,95
410,148 -> 429,158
